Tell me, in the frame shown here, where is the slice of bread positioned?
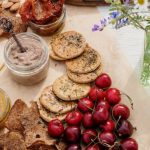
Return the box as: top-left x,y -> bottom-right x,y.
0,131 -> 27,150
24,124 -> 56,148
5,99 -> 28,132
5,99 -> 56,149
5,100 -> 41,132
20,101 -> 40,131
55,141 -> 67,150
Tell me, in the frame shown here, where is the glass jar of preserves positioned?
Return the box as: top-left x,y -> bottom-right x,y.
29,7 -> 66,36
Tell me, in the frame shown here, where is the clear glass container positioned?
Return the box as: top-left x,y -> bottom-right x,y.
4,32 -> 50,85
29,7 -> 66,36
0,88 -> 11,128
140,31 -> 150,86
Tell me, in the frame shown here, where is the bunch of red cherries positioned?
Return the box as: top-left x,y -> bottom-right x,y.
48,73 -> 138,150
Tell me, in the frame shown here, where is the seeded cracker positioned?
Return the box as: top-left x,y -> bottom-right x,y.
50,51 -> 66,61
39,86 -> 76,114
39,104 -> 67,122
67,63 -> 103,83
52,75 -> 90,101
66,45 -> 101,73
52,31 -> 86,59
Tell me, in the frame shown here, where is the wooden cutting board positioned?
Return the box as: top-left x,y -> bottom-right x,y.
65,0 -> 108,6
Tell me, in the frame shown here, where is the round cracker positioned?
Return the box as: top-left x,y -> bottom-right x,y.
67,64 -> 103,83
52,31 -> 86,59
39,104 -> 67,122
50,51 -> 66,61
52,75 -> 90,101
66,45 -> 101,73
39,86 -> 76,114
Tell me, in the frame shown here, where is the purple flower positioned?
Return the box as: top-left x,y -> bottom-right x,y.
122,18 -> 129,24
115,18 -> 129,29
92,18 -> 108,32
92,24 -> 100,32
110,11 -> 120,19
100,18 -> 107,26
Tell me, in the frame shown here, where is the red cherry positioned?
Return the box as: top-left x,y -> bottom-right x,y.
48,119 -> 64,138
99,132 -> 116,146
95,73 -> 112,89
86,145 -> 101,150
120,138 -> 138,150
67,144 -> 81,150
89,87 -> 106,101
82,129 -> 97,144
106,88 -> 121,105
78,98 -> 94,112
96,100 -> 110,111
65,126 -> 81,143
65,111 -> 83,126
82,112 -> 94,128
117,120 -> 133,138
93,108 -> 109,125
99,120 -> 115,132
112,104 -> 130,120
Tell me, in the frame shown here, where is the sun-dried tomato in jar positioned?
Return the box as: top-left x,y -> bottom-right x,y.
19,0 -> 64,25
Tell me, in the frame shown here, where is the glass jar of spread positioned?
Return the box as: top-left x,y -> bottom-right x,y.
0,89 -> 11,128
4,32 -> 50,85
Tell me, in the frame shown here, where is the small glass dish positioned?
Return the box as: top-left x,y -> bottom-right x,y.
4,32 -> 50,85
29,7 -> 66,36
0,88 -> 11,128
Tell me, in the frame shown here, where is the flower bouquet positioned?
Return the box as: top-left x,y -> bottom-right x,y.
92,0 -> 150,86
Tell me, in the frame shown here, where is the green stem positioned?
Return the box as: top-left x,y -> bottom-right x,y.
121,9 -> 146,31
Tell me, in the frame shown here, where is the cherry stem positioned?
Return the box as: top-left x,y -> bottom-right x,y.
95,140 -> 120,149
92,88 -> 100,114
120,91 -> 134,110
79,100 -> 94,111
115,115 -> 122,129
95,140 -> 112,148
92,100 -> 97,114
85,136 -> 98,148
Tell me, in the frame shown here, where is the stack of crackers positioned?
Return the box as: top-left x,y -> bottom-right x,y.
39,31 -> 103,123
51,31 -> 103,83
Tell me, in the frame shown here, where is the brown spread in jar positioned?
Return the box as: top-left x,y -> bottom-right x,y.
8,40 -> 43,66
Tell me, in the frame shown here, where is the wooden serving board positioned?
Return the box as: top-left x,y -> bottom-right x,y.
65,0 -> 108,6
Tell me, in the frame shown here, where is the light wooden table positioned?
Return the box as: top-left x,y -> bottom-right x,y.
97,6 -> 145,77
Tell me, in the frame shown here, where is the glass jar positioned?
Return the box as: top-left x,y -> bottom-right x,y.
29,7 -> 66,36
0,88 -> 11,128
141,31 -> 150,86
4,32 -> 50,85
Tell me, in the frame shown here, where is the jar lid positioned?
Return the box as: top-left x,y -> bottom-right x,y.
0,89 -> 11,125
